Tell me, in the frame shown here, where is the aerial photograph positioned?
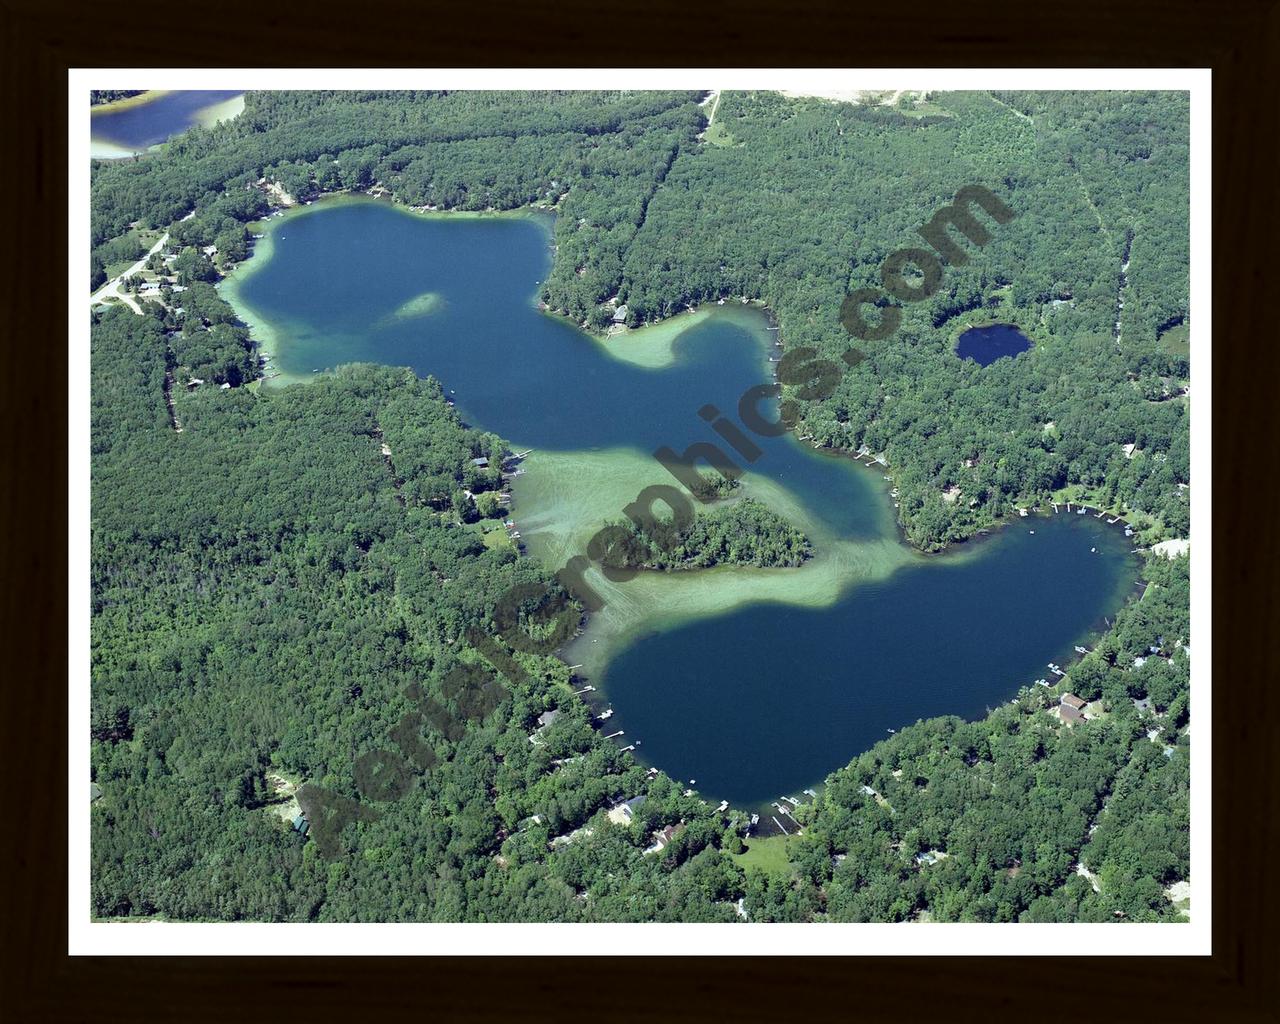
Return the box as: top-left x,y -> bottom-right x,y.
86,83 -> 1193,928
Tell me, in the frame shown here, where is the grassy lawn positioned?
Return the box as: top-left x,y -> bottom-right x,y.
704,121 -> 736,147
104,259 -> 140,281
1157,323 -> 1190,359
731,833 -> 796,875
895,98 -> 953,119
102,226 -> 166,281
482,526 -> 516,552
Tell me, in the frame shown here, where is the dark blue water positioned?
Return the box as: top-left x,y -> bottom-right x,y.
235,199 -> 886,540
228,198 -> 1139,807
603,514 -> 1133,802
92,91 -> 243,152
956,323 -> 1032,366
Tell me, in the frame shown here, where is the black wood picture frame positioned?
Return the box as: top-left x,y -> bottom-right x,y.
3,2 -> 1275,1019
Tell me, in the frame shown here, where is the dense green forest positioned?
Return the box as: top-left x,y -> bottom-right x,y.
90,90 -> 1191,922
91,88 -> 1189,550
91,90 -> 145,106
603,497 -> 812,571
754,554 -> 1190,922
91,304 -> 1190,922
91,307 -> 749,921
615,90 -> 1190,549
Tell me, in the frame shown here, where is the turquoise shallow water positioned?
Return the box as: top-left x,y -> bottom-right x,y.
226,197 -> 1140,807
91,91 -> 243,153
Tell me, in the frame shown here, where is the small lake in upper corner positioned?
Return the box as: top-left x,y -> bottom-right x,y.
91,91 -> 245,158
956,323 -> 1033,366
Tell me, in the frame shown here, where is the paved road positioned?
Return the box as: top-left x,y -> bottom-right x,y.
89,231 -> 170,315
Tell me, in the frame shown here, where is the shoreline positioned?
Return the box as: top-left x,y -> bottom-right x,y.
90,90 -> 245,161
90,89 -> 173,114
573,505 -> 1145,823
210,189 -> 1152,829
221,189 -> 1152,559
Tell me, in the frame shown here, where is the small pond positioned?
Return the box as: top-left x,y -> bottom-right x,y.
956,323 -> 1032,366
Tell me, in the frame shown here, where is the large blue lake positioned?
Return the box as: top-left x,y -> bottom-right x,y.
225,197 -> 1139,809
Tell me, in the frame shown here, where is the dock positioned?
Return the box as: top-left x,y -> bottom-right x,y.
604,730 -> 624,740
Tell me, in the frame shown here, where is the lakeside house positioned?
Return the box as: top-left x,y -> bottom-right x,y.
471,457 -> 489,468
529,708 -> 560,745
1058,704 -> 1086,726
1060,693 -> 1087,711
606,795 -> 647,826
611,304 -> 629,324
549,824 -> 593,849
644,822 -> 682,854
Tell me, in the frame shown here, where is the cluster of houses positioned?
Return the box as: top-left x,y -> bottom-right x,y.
539,790 -> 686,855
136,280 -> 187,301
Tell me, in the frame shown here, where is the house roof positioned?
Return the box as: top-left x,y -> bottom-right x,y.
1059,704 -> 1086,724
1060,693 -> 1087,710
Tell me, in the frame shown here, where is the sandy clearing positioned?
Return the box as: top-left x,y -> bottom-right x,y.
1152,538 -> 1190,559
778,89 -> 923,106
